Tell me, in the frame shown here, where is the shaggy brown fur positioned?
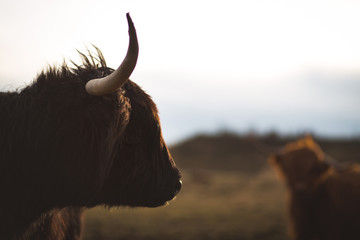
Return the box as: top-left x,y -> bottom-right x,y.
21,207 -> 84,240
269,135 -> 360,240
0,48 -> 181,239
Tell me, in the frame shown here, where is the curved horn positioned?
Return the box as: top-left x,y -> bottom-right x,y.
86,13 -> 139,96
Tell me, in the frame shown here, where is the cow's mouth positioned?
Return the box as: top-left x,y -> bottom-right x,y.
94,178 -> 182,208
141,179 -> 182,208
166,179 -> 182,201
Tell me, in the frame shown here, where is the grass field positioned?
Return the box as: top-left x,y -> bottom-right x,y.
82,133 -> 360,240
83,169 -> 290,240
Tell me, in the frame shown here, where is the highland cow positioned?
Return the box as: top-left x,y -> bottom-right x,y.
269,135 -> 360,240
0,14 -> 181,240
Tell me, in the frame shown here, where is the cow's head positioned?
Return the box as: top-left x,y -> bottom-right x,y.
90,79 -> 182,207
1,14 -> 182,236
83,14 -> 182,208
269,135 -> 330,192
14,14 -> 181,210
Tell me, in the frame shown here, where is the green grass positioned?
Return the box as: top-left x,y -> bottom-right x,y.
83,168 -> 290,240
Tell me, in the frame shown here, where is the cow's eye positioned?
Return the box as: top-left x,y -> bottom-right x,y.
156,123 -> 160,135
155,123 -> 163,139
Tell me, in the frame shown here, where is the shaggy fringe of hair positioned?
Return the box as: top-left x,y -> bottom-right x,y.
36,46 -> 110,86
268,135 -> 325,182
71,45 -> 107,70
282,135 -> 325,161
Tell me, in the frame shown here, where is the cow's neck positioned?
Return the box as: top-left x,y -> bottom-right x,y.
0,91 -> 48,239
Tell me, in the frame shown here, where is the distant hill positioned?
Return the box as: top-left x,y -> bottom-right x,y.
170,132 -> 360,173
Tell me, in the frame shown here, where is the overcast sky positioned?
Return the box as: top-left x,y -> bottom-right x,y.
1,0 -> 360,143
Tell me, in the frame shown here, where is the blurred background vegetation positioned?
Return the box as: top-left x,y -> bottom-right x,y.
83,132 -> 360,240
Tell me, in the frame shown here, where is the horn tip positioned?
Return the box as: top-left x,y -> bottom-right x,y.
126,13 -> 135,31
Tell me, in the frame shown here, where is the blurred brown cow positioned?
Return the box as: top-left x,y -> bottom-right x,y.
269,135 -> 360,240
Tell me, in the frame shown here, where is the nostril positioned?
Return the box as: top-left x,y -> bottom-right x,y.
175,180 -> 182,194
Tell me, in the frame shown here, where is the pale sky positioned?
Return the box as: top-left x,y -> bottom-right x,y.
1,0 -> 360,143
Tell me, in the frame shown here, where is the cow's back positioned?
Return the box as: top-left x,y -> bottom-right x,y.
326,169 -> 360,215
317,169 -> 360,240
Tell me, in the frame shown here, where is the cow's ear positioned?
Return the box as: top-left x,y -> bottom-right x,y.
268,153 -> 282,166
268,153 -> 286,180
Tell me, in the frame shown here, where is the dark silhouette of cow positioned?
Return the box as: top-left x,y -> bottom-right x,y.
0,13 -> 181,240
269,135 -> 360,240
